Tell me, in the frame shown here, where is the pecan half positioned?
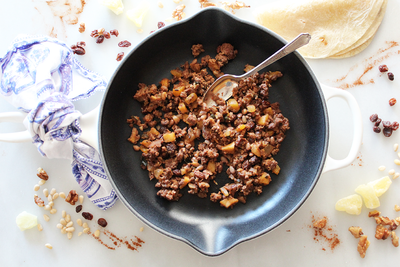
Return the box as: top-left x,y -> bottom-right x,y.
65,190 -> 79,205
37,168 -> 49,180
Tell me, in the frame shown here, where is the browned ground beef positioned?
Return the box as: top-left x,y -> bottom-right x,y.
127,43 -> 290,208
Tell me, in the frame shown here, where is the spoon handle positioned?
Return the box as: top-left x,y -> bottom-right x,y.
239,33 -> 311,79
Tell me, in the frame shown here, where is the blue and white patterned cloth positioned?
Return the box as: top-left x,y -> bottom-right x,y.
0,35 -> 118,210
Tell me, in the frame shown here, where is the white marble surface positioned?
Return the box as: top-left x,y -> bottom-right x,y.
1,0 -> 400,266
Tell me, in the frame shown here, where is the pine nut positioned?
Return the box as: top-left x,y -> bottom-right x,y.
395,143 -> 399,152
52,193 -> 59,200
83,227 -> 90,234
79,195 -> 84,204
66,227 -> 75,232
395,205 -> 400,212
61,227 -> 67,234
44,205 -> 51,211
378,165 -> 386,171
389,169 -> 396,175
78,232 -> 83,236
47,195 -> 53,202
59,192 -> 66,199
66,221 -> 73,227
140,227 -> 144,232
37,224 -> 43,231
60,219 -> 67,226
62,210 -> 66,218
94,229 -> 100,237
43,188 -> 49,197
39,179 -> 46,186
65,214 -> 71,223
394,173 -> 400,179
67,232 -> 73,239
56,223 -> 63,229
45,243 -> 53,249
76,219 -> 82,227
49,201 -> 54,208
82,222 -> 89,228
43,214 -> 50,222
34,184 -> 40,191
50,188 -> 56,196
395,159 -> 400,165
50,209 -> 57,214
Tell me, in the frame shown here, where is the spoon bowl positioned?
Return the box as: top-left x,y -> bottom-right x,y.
203,33 -> 311,107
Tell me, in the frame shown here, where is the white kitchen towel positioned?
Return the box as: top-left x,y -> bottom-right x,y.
0,35 -> 118,210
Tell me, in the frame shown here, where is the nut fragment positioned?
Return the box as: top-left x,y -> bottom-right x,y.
65,190 -> 79,205
313,218 -> 327,229
94,229 -> 101,237
368,210 -> 381,217
349,226 -> 364,238
78,22 -> 85,33
79,195 -> 84,204
357,235 -> 370,258
37,168 -> 49,180
392,231 -> 399,247
375,224 -> 391,240
395,205 -> 400,212
116,52 -> 124,61
34,195 -> 45,207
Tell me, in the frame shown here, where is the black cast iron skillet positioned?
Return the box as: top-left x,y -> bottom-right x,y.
99,7 -> 328,256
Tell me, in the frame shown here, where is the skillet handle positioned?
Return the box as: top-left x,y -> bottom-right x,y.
0,112 -> 32,143
320,84 -> 363,174
79,105 -> 100,151
0,107 -> 100,150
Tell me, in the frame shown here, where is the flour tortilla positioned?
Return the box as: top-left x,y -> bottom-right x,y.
329,0 -> 387,58
256,0 -> 385,58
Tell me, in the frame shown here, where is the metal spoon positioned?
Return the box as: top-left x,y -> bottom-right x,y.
202,33 -> 311,107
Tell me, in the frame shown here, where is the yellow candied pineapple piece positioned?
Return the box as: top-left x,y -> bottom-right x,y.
355,184 -> 380,209
335,194 -> 362,215
367,176 -> 392,197
102,0 -> 124,15
126,2 -> 149,28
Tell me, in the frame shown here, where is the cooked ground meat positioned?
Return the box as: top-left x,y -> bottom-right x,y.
128,43 -> 290,209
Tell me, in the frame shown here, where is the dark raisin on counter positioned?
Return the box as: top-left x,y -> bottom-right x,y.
82,212 -> 93,220
75,205 -> 82,213
373,126 -> 381,133
98,218 -> 108,227
388,72 -> 395,81
379,64 -> 389,72
370,114 -> 378,122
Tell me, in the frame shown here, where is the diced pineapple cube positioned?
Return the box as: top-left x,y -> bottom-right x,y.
163,132 -> 176,143
178,102 -> 188,113
335,194 -> 362,215
221,142 -> 235,154
355,184 -> 380,209
257,114 -> 269,126
227,98 -> 240,113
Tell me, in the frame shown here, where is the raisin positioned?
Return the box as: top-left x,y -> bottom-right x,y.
96,35 -> 105,44
75,205 -> 82,213
379,65 -> 389,72
391,121 -> 399,131
388,72 -> 395,81
157,21 -> 165,29
374,118 -> 382,127
110,29 -> 119,37
116,52 -> 124,61
382,121 -> 392,128
118,40 -> 131,47
82,212 -> 93,220
389,98 -> 397,106
98,218 -> 108,227
383,127 -> 393,137
373,126 -> 381,133
104,31 -> 111,39
71,46 -> 85,55
369,114 -> 378,122
90,29 -> 99,37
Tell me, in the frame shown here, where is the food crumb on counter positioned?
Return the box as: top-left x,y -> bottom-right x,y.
309,213 -> 340,252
